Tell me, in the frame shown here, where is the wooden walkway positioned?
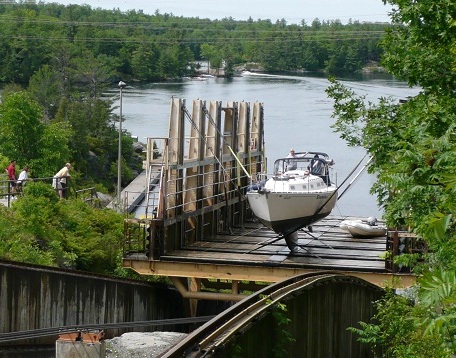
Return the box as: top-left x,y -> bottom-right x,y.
163,215 -> 387,273
106,170 -> 147,212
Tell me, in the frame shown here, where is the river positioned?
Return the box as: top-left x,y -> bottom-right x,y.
107,73 -> 420,218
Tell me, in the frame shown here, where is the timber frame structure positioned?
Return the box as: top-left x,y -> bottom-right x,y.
122,98 -> 417,313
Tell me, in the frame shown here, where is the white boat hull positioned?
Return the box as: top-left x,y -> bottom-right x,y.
247,151 -> 338,237
247,190 -> 337,236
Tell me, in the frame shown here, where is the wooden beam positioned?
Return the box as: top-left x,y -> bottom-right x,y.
123,259 -> 416,288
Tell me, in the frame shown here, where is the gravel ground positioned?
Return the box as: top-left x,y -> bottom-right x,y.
105,332 -> 188,357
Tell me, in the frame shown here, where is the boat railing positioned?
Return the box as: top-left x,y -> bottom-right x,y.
273,156 -> 333,175
247,155 -> 337,193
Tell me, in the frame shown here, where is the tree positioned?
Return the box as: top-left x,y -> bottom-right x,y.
28,65 -> 61,119
0,91 -> 45,163
73,51 -> 115,99
326,0 -> 456,355
0,90 -> 71,177
200,43 -> 223,74
131,41 -> 160,81
53,97 -> 132,189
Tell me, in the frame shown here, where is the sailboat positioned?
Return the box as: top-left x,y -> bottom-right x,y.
246,152 -> 338,240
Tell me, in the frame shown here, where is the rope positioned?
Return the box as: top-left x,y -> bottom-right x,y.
181,104 -> 250,199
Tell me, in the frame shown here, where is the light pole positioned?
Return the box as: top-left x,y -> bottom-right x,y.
117,81 -> 126,210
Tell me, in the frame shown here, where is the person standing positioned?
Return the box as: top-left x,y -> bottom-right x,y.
16,166 -> 30,193
53,163 -> 72,198
286,148 -> 297,170
6,160 -> 17,196
309,154 -> 330,185
310,154 -> 323,174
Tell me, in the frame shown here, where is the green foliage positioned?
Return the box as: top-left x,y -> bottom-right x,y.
0,153 -> 11,177
0,182 -> 124,274
201,44 -> 223,71
0,2 -> 388,85
0,90 -> 72,178
0,91 -> 45,162
31,121 -> 72,177
27,65 -> 61,118
382,0 -> 456,93
131,41 -> 161,81
349,288 -> 451,357
418,270 -> 456,349
57,199 -> 123,272
110,157 -> 134,188
393,253 -> 421,270
328,0 -> 456,356
270,301 -> 296,357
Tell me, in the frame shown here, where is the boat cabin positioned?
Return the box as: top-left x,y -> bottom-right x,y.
272,151 -> 335,187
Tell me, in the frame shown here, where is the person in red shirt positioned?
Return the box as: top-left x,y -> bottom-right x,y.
6,160 -> 17,194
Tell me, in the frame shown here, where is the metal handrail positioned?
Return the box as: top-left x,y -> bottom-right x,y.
0,177 -> 86,207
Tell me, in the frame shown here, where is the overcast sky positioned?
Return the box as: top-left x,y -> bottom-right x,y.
41,0 -> 393,24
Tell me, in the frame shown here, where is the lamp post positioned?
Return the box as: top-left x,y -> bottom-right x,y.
117,81 -> 126,210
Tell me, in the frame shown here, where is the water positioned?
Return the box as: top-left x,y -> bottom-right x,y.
108,73 -> 420,218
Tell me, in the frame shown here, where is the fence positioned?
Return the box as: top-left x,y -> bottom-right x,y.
0,176 -> 97,207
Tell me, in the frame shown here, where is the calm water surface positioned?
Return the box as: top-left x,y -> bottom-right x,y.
108,73 -> 420,218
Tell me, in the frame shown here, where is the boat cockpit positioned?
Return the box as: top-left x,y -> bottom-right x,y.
273,151 -> 335,185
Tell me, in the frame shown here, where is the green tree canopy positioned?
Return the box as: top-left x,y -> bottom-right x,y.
0,91 -> 71,177
0,2 -> 389,84
326,0 -> 456,355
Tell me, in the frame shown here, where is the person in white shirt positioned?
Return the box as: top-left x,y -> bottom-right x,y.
16,166 -> 30,194
286,148 -> 297,170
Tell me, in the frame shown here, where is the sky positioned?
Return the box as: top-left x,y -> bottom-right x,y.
40,0 -> 393,24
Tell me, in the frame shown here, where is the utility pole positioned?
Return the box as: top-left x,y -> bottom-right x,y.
117,81 -> 126,211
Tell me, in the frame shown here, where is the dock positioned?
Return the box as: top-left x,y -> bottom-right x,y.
168,216 -> 387,273
123,215 -> 416,292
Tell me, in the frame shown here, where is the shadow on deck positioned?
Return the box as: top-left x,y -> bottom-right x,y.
168,216 -> 387,272
123,215 -> 417,291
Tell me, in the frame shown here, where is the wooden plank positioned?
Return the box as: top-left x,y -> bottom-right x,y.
164,251 -> 386,271
187,238 -> 386,252
172,246 -> 386,262
184,240 -> 385,258
157,215 -> 391,276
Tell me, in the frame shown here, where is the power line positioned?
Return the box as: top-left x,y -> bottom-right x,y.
0,15 -> 388,33
0,32 -> 384,44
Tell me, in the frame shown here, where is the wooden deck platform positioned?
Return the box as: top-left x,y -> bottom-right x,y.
123,215 -> 416,289
165,215 -> 386,272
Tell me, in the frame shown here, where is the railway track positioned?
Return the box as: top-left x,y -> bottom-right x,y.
162,271 -> 357,357
0,316 -> 214,344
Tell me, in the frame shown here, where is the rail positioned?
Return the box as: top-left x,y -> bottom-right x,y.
0,176 -> 69,204
74,187 -> 99,205
162,272 -> 382,357
0,316 -> 214,344
0,177 -> 102,208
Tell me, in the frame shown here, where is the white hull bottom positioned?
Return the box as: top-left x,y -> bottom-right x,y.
247,190 -> 337,236
340,220 -> 386,238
